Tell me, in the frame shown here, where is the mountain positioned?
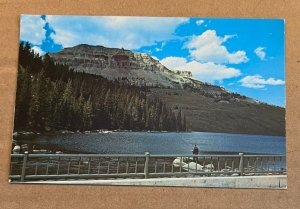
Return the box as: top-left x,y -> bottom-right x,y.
49,44 -> 203,88
49,44 -> 285,136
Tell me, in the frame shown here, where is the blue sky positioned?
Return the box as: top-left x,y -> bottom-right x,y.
20,15 -> 285,107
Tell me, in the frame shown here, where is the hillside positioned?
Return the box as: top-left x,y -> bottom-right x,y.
148,88 -> 285,136
49,44 -> 285,136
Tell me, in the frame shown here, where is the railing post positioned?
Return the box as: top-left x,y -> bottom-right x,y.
179,157 -> 183,173
239,153 -> 244,176
144,152 -> 150,179
21,151 -> 29,182
279,156 -> 283,175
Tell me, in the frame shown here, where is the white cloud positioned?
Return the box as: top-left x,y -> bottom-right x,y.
46,16 -> 189,49
239,75 -> 285,89
31,46 -> 45,55
179,61 -> 242,83
254,47 -> 266,60
161,57 -> 187,70
161,57 -> 241,83
20,15 -> 46,45
196,20 -> 204,25
185,30 -> 249,64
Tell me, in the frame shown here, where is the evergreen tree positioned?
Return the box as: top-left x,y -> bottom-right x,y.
83,96 -> 94,130
14,67 -> 31,129
183,114 -> 187,131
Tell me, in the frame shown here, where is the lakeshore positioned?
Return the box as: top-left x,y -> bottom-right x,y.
12,131 -> 286,155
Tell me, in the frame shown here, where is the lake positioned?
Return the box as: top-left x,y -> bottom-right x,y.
14,131 -> 286,155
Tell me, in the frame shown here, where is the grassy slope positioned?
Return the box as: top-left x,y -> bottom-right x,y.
148,88 -> 285,136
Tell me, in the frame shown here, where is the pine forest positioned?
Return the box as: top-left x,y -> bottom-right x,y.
14,42 -> 187,132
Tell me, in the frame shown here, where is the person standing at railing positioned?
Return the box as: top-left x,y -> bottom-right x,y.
192,144 -> 199,162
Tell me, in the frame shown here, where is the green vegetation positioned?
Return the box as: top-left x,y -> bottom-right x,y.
14,42 -> 186,132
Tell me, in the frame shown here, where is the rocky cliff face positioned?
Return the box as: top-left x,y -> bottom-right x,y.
49,44 -> 198,89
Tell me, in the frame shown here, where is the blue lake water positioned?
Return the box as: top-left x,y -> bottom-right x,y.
16,131 -> 286,155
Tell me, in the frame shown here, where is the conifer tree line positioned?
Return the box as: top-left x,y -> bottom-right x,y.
14,42 -> 187,132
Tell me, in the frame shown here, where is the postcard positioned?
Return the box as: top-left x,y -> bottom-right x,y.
10,15 -> 286,188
